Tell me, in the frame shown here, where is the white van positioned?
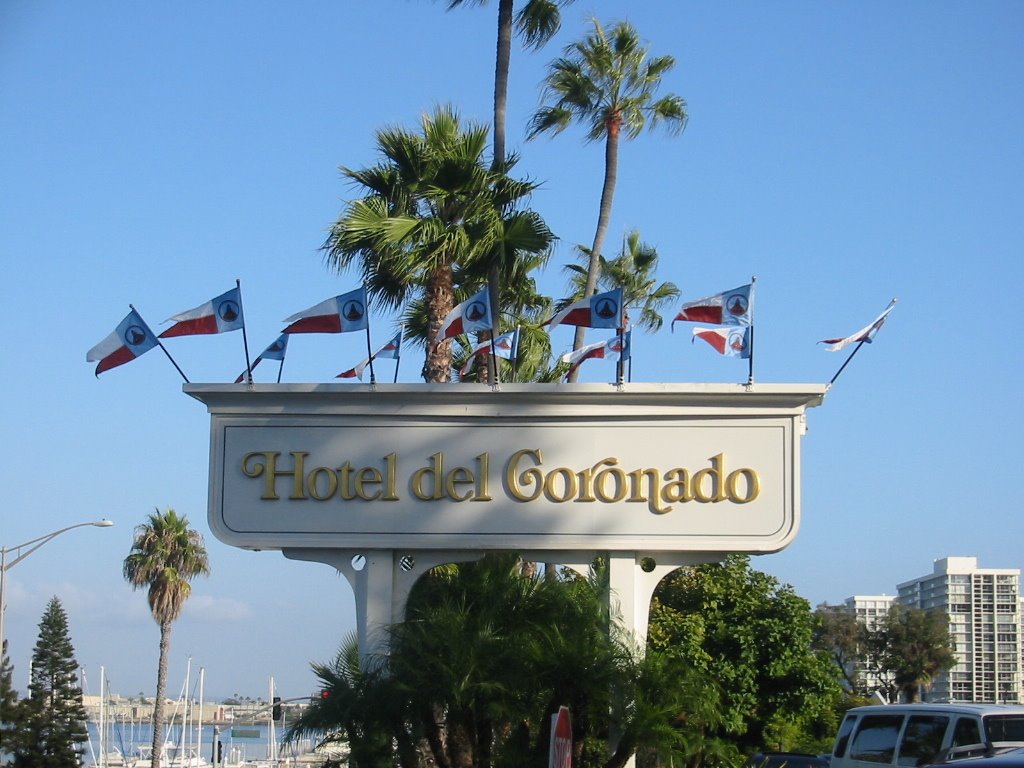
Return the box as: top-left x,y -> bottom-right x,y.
830,704 -> 1024,768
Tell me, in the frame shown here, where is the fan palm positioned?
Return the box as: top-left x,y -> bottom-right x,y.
122,508 -> 209,768
323,106 -> 550,382
528,18 -> 687,378
564,229 -> 680,333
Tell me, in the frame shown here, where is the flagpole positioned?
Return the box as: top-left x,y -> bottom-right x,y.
236,279 -> 254,384
746,275 -> 757,386
393,325 -> 403,383
828,338 -> 868,387
488,331 -> 499,385
133,304 -> 189,383
511,327 -> 520,382
616,326 -> 625,386
276,356 -> 284,384
364,326 -> 376,385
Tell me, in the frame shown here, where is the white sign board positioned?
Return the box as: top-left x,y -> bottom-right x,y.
186,383 -> 825,554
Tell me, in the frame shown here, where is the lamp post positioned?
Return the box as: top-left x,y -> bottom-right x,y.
0,519 -> 114,706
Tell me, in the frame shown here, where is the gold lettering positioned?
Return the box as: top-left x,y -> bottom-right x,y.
307,467 -> 337,500
241,451 -> 307,500
336,461 -> 355,500
593,461 -> 626,503
474,453 -> 492,501
661,468 -> 693,504
692,453 -> 726,503
506,449 -> 543,501
726,468 -> 760,503
411,452 -> 445,500
355,467 -> 383,501
446,466 -> 475,501
543,467 -> 578,502
382,453 -> 399,500
629,468 -> 671,514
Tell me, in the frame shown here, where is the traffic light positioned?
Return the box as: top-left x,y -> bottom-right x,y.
320,689 -> 330,700
272,696 -> 282,721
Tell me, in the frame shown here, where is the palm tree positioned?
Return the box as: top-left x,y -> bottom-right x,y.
528,19 -> 687,378
122,508 -> 209,768
564,229 -> 680,333
445,0 -> 572,382
323,105 -> 551,382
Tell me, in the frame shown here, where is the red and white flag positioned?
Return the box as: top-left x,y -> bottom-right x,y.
820,299 -> 897,352
337,328 -> 403,380
560,332 -> 630,377
672,284 -> 752,329
459,328 -> 519,377
235,334 -> 288,383
548,288 -> 623,330
549,706 -> 572,768
160,286 -> 244,338
692,326 -> 751,358
437,288 -> 492,342
283,287 -> 369,334
87,308 -> 159,376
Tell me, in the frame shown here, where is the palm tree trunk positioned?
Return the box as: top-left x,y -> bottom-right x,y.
568,117 -> 620,380
492,0 -> 513,168
484,0 -> 514,386
424,263 -> 456,383
151,619 -> 172,768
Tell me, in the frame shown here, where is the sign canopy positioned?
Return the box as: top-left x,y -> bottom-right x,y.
186,383 -> 825,556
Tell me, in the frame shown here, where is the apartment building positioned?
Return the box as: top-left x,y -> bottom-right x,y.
896,556 -> 1021,703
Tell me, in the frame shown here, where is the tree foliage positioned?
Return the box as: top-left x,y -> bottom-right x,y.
1,638 -> 21,755
322,106 -> 552,383
865,604 -> 957,703
10,597 -> 87,768
286,554 -> 724,768
649,556 -> 843,759
813,605 -> 868,693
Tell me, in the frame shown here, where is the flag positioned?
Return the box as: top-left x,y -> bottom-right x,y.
87,308 -> 159,375
560,332 -> 630,377
437,288 -> 492,342
548,288 -> 623,330
160,286 -> 244,338
820,299 -> 897,351
337,328 -> 403,380
672,284 -> 752,328
374,328 -> 403,360
459,328 -> 519,377
692,326 -> 751,358
235,334 -> 288,383
283,287 -> 368,334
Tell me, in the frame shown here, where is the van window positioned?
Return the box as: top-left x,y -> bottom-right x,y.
897,716 -> 949,767
984,715 -> 1024,743
951,718 -> 981,747
850,715 -> 905,764
835,715 -> 858,758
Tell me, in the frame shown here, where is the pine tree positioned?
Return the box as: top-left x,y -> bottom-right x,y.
12,597 -> 88,768
1,638 -> 23,759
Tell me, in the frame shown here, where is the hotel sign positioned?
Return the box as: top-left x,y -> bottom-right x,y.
186,383 -> 825,554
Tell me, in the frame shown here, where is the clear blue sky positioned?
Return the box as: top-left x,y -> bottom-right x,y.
2,1 -> 1021,701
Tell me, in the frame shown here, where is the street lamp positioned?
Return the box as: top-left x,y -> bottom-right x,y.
0,519 -> 114,702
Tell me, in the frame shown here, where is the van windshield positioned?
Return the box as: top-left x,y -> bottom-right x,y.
984,715 -> 1024,745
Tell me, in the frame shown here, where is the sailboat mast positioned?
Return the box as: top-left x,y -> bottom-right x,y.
197,667 -> 205,767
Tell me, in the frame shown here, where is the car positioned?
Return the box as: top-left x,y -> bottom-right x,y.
749,752 -> 831,768
830,703 -> 1024,768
